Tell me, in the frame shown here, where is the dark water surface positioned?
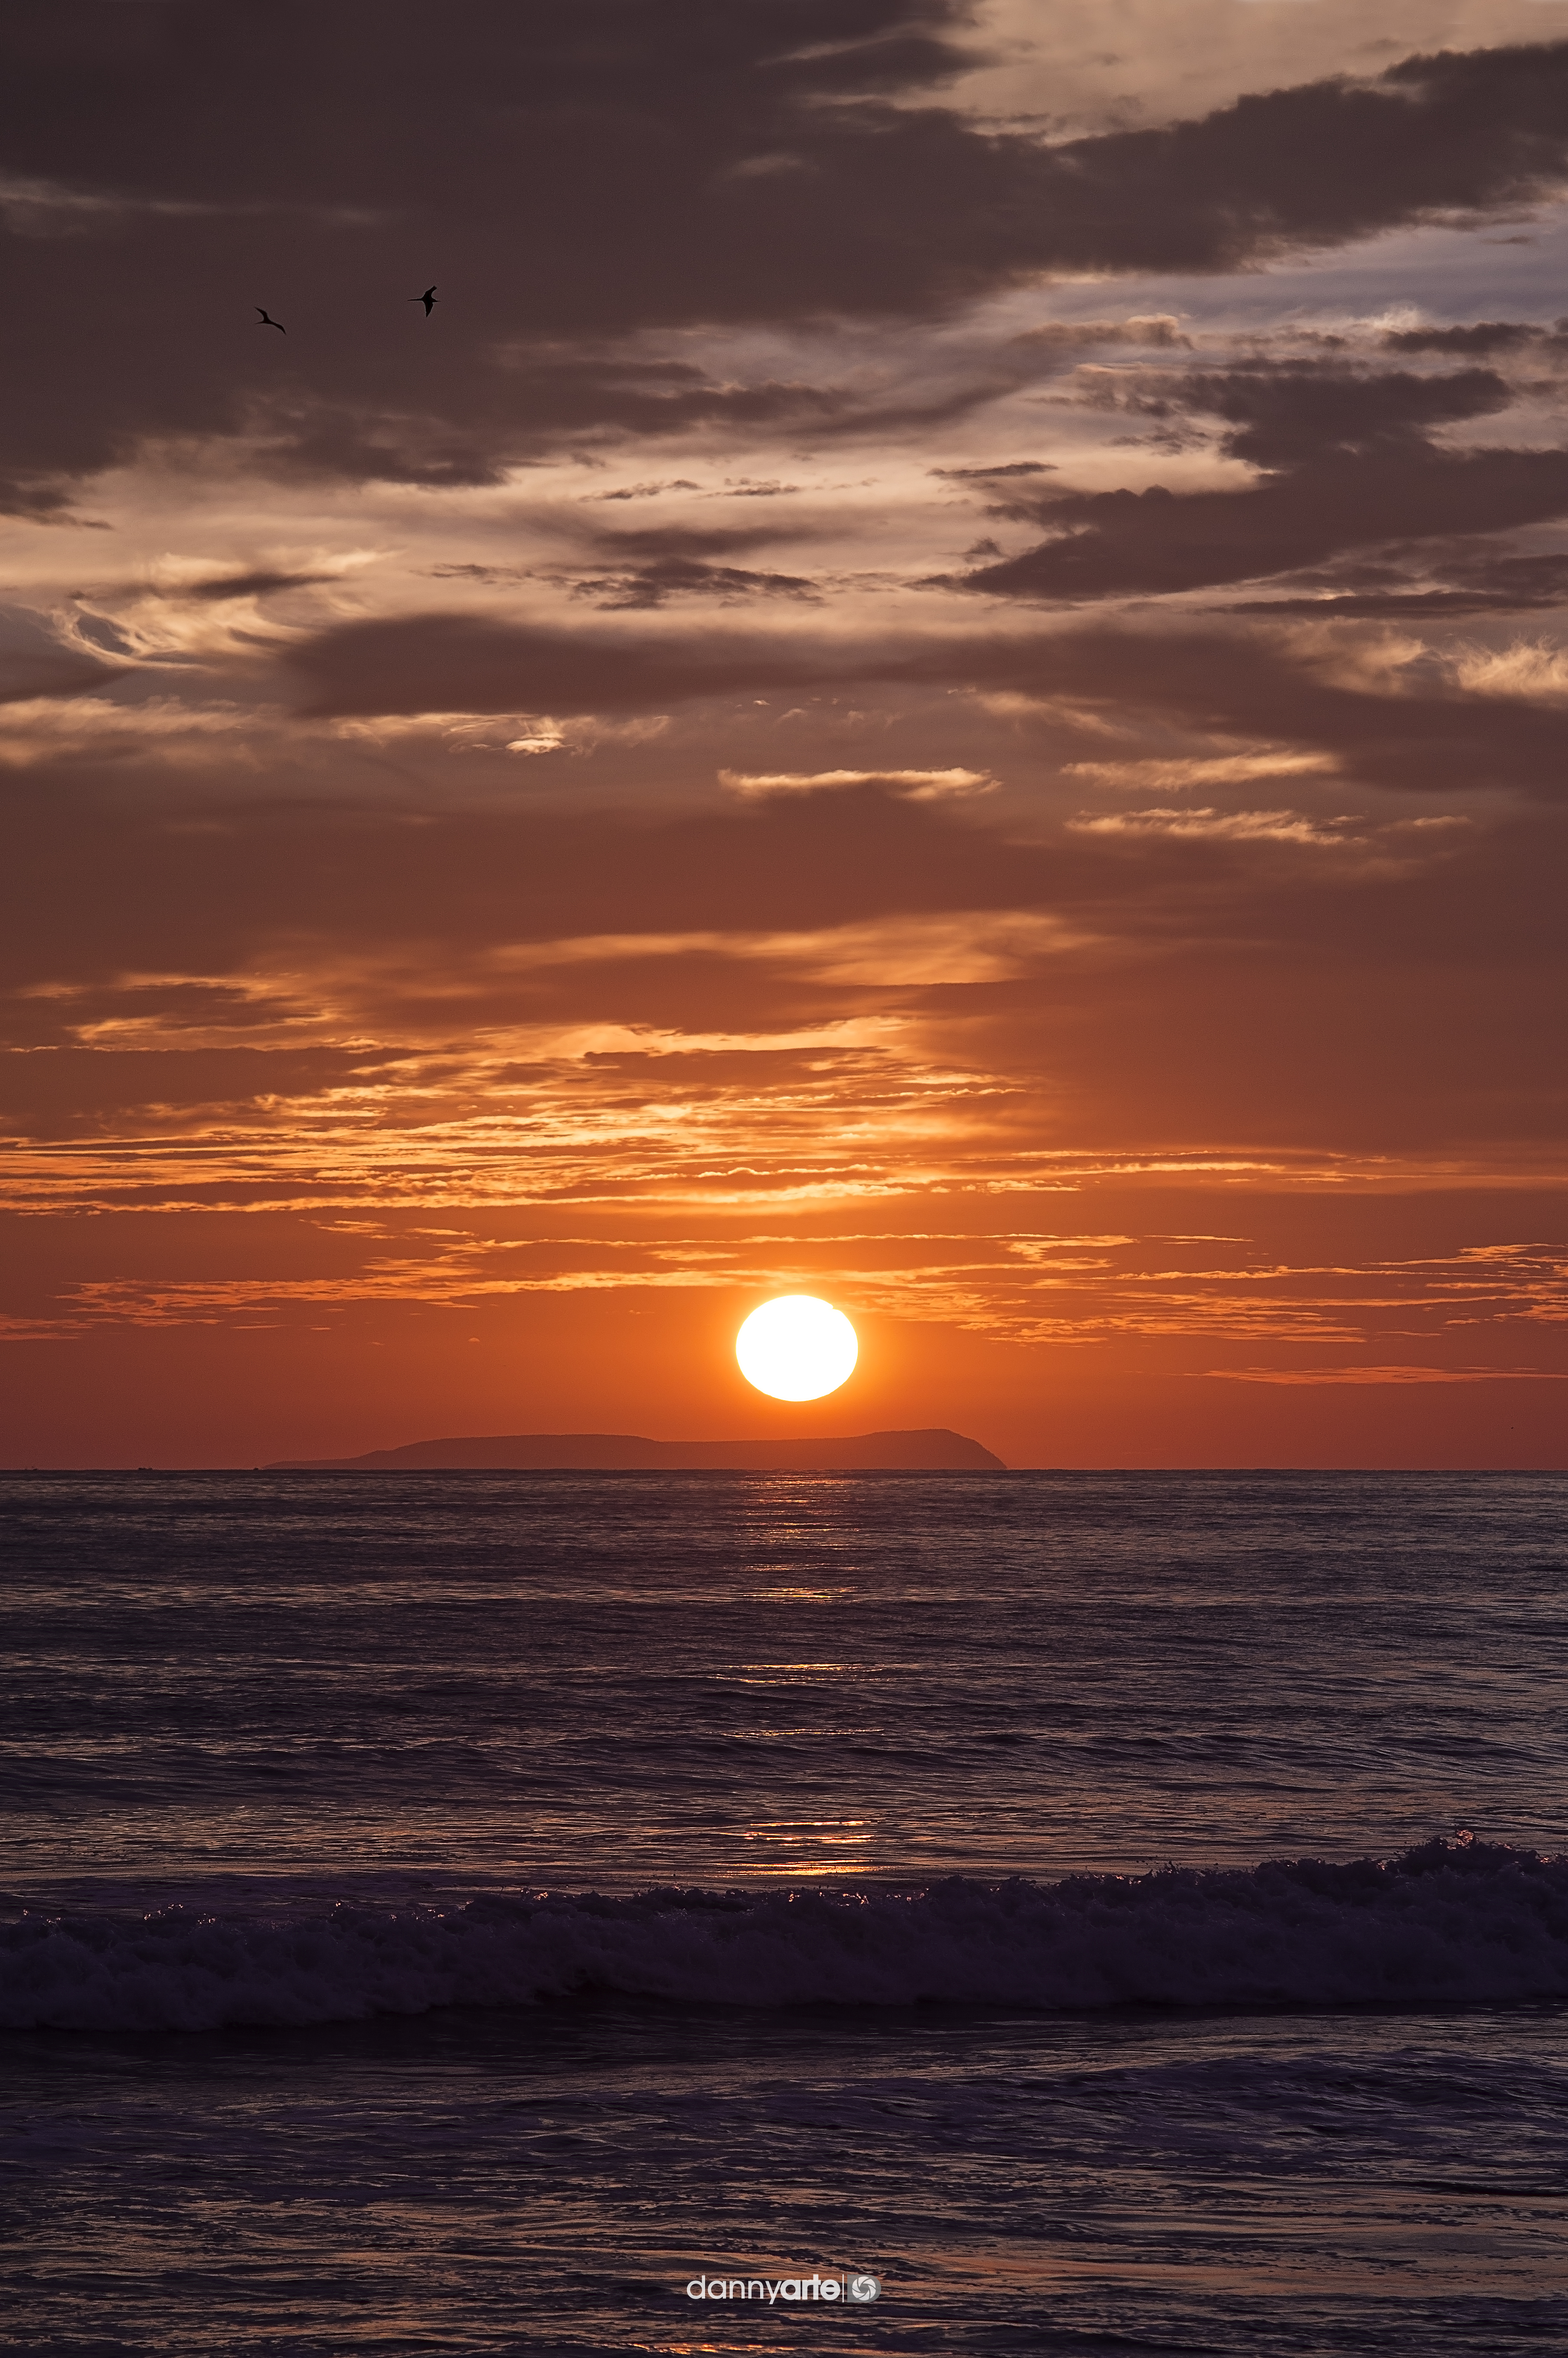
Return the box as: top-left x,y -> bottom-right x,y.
7,1469 -> 1568,1889
3,1471 -> 1566,2352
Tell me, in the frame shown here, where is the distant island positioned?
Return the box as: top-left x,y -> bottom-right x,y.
272,1428 -> 1005,1471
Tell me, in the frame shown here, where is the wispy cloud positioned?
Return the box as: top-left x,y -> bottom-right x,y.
1201,1365 -> 1568,1385
720,766 -> 995,799
1067,807 -> 1356,844
1063,751 -> 1340,793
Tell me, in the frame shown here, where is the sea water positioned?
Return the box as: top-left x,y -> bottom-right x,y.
3,1470 -> 1566,2352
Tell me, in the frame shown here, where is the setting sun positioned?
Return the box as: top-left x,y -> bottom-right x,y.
735,1297 -> 859,1401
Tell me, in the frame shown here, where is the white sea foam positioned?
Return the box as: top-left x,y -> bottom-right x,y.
4,1840 -> 1565,2033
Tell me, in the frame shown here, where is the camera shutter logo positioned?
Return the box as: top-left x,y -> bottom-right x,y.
847,2273 -> 881,2302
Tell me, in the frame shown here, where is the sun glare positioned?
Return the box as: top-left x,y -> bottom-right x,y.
736,1296 -> 859,1401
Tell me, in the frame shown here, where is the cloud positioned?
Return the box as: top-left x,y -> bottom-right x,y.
7,14 -> 1568,505
1201,1365 -> 1568,1384
286,614 -> 856,717
1068,806 -> 1354,846
281,608 -> 1568,807
560,522 -> 823,609
1114,363 -> 1516,469
179,568 -> 343,603
1016,623 -> 1568,804
5,741 -> 1568,1406
1452,637 -> 1568,701
952,353 -> 1568,607
0,605 -> 113,704
0,770 -> 1079,998
571,562 -> 821,610
1228,548 -> 1568,620
0,695 -> 258,766
721,766 -> 994,799
962,442 -> 1568,604
932,461 -> 1057,482
1008,317 -> 1191,354
1063,752 -> 1340,792
581,479 -> 703,503
1383,320 -> 1568,356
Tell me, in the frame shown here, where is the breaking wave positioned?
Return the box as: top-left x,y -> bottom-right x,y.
5,1840 -> 1565,2033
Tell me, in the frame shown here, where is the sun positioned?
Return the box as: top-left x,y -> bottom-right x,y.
736,1296 -> 859,1401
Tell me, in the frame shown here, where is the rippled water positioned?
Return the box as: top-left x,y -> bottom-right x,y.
4,1470 -> 1566,2352
7,1469 -> 1567,1891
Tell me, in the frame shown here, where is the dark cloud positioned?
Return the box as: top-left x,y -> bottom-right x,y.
425,565 -> 529,584
417,527 -> 826,608
1385,320 -> 1542,355
561,521 -> 821,608
280,607 -> 1568,808
287,614 -> 854,716
0,777 -> 1065,999
583,525 -> 804,562
933,460 -> 1058,482
1067,39 -> 1568,271
992,624 -> 1568,807
1383,319 -> 1568,357
953,361 -> 1568,604
1230,547 -> 1568,619
0,1045 -> 395,1137
181,569 -> 341,602
958,447 -> 1568,603
584,480 -> 702,503
570,560 -> 821,610
5,10 -> 1568,504
1131,364 -> 1514,468
1008,318 -> 1191,353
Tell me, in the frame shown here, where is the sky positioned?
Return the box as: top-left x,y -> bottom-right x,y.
3,0 -> 1568,1469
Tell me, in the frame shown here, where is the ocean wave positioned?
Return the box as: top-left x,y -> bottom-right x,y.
4,1840 -> 1565,2033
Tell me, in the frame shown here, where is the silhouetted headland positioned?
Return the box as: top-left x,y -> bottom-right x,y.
273,1429 -> 1005,1470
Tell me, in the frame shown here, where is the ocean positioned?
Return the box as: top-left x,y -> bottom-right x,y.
3,1470 -> 1566,2353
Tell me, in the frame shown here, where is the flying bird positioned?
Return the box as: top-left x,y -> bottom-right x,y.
410,285 -> 437,316
255,307 -> 285,333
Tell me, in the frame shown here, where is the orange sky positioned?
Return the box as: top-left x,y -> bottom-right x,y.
3,0 -> 1568,1464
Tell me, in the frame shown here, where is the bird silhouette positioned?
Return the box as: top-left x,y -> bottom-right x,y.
410,285 -> 437,316
255,307 -> 285,333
